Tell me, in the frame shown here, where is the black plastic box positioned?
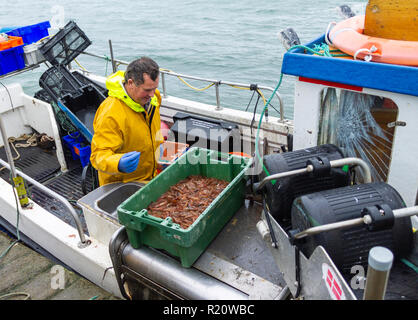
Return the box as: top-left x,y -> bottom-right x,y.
39,20 -> 91,66
170,112 -> 241,153
39,66 -> 107,139
39,65 -> 88,101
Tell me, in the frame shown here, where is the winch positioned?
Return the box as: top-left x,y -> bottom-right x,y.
254,144 -> 416,299
290,182 -> 413,273
258,144 -> 351,224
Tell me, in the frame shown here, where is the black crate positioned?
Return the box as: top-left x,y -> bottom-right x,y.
170,112 -> 241,153
39,20 -> 91,66
72,70 -> 108,99
39,65 -> 87,102
34,89 -> 54,104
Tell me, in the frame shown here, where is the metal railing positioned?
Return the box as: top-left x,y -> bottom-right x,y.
79,51 -> 285,121
0,157 -> 89,247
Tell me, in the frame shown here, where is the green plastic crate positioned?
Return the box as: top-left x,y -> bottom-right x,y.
117,147 -> 252,267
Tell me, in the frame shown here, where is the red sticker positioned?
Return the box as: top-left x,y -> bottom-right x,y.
322,263 -> 346,300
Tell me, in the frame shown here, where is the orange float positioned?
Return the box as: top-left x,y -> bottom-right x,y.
327,15 -> 418,66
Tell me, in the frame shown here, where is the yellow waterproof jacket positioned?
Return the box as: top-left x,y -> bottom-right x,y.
90,71 -> 164,185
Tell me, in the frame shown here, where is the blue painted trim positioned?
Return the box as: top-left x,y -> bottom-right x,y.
281,35 -> 418,97
57,100 -> 93,143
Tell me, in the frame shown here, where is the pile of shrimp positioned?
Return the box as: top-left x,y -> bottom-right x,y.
146,175 -> 229,229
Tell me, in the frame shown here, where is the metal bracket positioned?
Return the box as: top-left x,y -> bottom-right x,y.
258,211 -> 357,300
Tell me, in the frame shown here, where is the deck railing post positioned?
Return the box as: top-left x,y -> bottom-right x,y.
161,72 -> 167,98
215,82 -> 221,111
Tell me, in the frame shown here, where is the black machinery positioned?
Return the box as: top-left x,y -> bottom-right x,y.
254,143 -> 415,299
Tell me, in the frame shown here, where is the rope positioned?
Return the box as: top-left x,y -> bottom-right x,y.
353,45 -> 378,62
0,292 -> 31,300
35,35 -> 52,44
227,84 -> 268,107
177,77 -> 215,91
0,133 -> 39,172
73,58 -> 88,71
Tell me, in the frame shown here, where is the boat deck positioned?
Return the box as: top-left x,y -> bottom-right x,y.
0,231 -> 118,300
0,137 -> 416,300
0,144 -> 91,234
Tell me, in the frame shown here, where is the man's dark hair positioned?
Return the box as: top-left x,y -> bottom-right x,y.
125,56 -> 160,85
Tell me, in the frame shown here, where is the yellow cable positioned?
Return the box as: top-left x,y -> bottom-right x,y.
159,68 -> 266,105
74,58 -> 88,71
177,77 -> 215,91
160,68 -> 215,92
226,84 -> 267,106
227,84 -> 249,91
35,35 -> 52,44
256,89 -> 267,106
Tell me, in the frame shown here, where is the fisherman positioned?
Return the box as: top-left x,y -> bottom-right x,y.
90,56 -> 164,186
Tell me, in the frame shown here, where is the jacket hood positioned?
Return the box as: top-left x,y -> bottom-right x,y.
106,71 -> 145,113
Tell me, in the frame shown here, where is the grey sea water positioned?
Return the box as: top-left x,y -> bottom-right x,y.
1,0 -> 367,119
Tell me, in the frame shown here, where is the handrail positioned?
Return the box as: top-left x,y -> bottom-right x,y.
0,158 -> 90,247
79,51 -> 285,120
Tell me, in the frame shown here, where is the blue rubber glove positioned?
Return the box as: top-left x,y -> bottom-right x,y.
118,151 -> 141,173
160,144 -> 164,158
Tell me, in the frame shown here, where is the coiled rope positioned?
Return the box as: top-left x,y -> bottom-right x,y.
0,133 -> 39,172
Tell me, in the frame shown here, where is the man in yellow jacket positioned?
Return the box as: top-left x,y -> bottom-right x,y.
90,57 -> 164,186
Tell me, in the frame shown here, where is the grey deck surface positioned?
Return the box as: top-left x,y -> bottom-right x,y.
0,231 -> 119,300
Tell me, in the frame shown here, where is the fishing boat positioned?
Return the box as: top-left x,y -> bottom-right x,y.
0,2 -> 416,301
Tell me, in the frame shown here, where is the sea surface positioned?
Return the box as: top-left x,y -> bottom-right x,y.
1,0 -> 368,119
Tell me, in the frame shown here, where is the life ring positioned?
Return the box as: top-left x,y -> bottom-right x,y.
327,15 -> 418,66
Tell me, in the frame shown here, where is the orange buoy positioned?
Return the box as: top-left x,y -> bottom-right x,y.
327,15 -> 418,66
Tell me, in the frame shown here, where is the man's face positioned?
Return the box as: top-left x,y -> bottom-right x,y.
126,73 -> 159,107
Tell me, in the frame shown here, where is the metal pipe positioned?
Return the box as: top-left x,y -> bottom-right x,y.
0,158 -> 89,246
329,157 -> 372,183
211,80 -> 284,120
293,217 -> 366,239
389,206 -> 418,219
161,72 -> 167,98
255,165 -> 314,191
215,82 -> 221,110
81,51 -> 129,66
255,157 -> 372,192
80,51 -> 285,119
293,206 -> 418,240
363,246 -> 393,300
160,69 -> 218,84
122,245 -> 248,300
108,40 -> 117,73
0,115 -> 18,180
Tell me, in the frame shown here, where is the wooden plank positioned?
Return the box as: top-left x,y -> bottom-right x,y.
364,0 -> 418,40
